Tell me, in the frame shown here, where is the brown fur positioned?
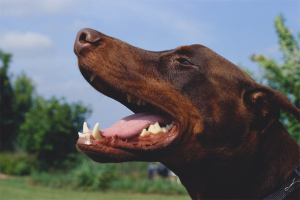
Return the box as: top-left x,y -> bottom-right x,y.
74,28 -> 300,199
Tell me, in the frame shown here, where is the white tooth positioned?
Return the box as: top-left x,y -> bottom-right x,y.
127,94 -> 132,103
148,122 -> 162,134
136,99 -> 142,106
90,72 -> 97,82
140,129 -> 149,136
92,123 -> 102,139
83,122 -> 89,133
148,124 -> 154,132
166,123 -> 174,131
86,134 -> 90,140
166,124 -> 171,130
162,127 -> 167,133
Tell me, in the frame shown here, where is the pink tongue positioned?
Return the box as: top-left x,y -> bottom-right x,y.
100,113 -> 171,139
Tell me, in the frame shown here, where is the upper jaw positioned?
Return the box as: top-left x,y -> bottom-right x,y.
79,67 -> 179,123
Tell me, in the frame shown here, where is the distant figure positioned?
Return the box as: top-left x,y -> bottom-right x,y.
147,163 -> 156,180
157,164 -> 169,178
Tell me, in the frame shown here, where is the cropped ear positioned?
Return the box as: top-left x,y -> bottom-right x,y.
244,85 -> 300,133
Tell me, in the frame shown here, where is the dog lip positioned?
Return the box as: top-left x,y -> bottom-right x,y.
76,123 -> 178,153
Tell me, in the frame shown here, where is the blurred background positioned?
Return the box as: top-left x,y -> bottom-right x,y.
0,0 -> 299,199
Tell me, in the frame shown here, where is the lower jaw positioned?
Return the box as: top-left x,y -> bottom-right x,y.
76,125 -> 178,152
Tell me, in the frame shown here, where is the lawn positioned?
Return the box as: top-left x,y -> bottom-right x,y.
0,178 -> 190,200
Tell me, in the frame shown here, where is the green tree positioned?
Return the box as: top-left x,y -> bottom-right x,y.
251,14 -> 300,142
0,50 -> 15,151
17,96 -> 92,170
13,72 -> 36,140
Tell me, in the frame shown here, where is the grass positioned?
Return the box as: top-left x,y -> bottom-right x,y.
0,178 -> 190,200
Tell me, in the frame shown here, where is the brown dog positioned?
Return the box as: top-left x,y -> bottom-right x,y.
74,28 -> 300,199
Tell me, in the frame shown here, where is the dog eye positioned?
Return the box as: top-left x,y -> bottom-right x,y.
176,58 -> 191,65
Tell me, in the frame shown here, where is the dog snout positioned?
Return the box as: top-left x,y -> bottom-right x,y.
74,28 -> 102,55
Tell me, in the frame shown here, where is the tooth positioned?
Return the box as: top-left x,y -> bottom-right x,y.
127,94 -> 132,103
92,123 -> 102,139
140,128 -> 149,136
90,72 -> 97,82
86,134 -> 90,140
136,99 -> 142,106
166,124 -> 170,130
166,123 -> 174,131
148,125 -> 154,132
162,127 -> 167,133
131,97 -> 137,104
148,122 -> 162,134
83,122 -> 89,133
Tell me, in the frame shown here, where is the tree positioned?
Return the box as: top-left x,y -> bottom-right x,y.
13,72 -> 36,140
17,96 -> 92,170
0,50 -> 15,151
251,14 -> 300,142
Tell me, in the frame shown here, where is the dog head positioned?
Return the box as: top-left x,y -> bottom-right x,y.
74,28 -> 300,172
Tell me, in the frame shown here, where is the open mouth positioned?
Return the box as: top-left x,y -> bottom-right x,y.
76,69 -> 179,152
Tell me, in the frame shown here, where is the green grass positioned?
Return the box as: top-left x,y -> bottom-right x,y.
0,178 -> 190,200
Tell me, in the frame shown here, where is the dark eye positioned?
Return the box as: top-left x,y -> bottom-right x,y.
177,58 -> 191,65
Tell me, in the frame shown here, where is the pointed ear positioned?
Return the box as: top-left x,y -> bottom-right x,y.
243,85 -> 300,133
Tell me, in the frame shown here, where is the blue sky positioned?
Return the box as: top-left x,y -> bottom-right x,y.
1,0 -> 299,130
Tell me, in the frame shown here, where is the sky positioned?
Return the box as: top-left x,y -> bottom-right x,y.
0,0 -> 299,130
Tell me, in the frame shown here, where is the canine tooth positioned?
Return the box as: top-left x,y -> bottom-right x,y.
92,123 -> 102,139
90,72 -> 97,82
148,122 -> 162,134
136,99 -> 142,106
83,122 -> 89,133
127,94 -> 132,103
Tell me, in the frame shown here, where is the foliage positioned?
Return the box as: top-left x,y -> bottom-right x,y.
73,159 -> 119,191
28,160 -> 187,195
13,73 -> 36,138
0,50 -> 15,151
29,158 -> 119,191
17,96 -> 92,170
111,178 -> 187,195
0,152 -> 38,175
251,14 -> 300,142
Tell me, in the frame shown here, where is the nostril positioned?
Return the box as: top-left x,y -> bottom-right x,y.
79,33 -> 87,43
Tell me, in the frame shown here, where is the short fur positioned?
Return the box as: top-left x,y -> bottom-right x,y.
74,28 -> 300,199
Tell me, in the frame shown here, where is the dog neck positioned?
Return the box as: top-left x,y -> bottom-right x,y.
162,120 -> 300,199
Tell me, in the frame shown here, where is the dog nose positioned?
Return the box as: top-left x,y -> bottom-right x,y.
74,28 -> 102,55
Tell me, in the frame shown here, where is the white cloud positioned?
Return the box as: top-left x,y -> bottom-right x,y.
0,0 -> 76,17
0,32 -> 56,57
